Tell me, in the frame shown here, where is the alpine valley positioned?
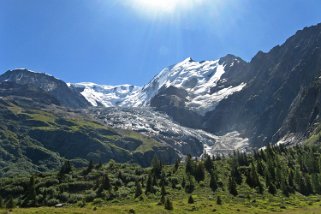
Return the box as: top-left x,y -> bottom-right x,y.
2,22 -> 321,178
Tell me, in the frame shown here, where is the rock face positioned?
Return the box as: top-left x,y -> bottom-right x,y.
0,69 -> 90,108
203,23 -> 321,147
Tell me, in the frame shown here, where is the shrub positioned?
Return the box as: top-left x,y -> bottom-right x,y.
46,198 -> 60,206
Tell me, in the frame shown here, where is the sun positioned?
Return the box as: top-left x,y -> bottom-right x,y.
135,0 -> 182,13
129,0 -> 207,16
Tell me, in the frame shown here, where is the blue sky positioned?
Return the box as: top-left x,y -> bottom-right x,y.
1,0 -> 321,85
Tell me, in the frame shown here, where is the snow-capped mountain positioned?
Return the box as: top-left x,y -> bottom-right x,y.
69,82 -> 141,107
134,56 -> 247,114
71,55 -> 248,115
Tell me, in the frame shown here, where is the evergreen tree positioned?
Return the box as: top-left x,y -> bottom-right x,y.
6,195 -> 15,209
268,182 -> 277,195
194,162 -> 205,182
216,196 -> 222,205
305,174 -> 314,195
22,176 -> 37,207
288,170 -> 295,191
257,179 -> 264,194
256,160 -> 265,176
246,162 -> 260,188
151,155 -> 162,178
185,155 -> 194,175
59,160 -> 72,175
312,173 -> 321,194
145,173 -> 154,194
161,182 -> 166,198
228,176 -> 238,196
0,195 -> 3,208
281,179 -> 290,197
173,158 -> 180,173
101,174 -> 111,191
95,161 -> 102,169
181,177 -> 186,188
185,175 -> 195,193
164,197 -> 173,210
188,195 -> 194,204
231,165 -> 242,185
83,160 -> 94,175
210,172 -> 218,192
135,180 -> 143,198
97,173 -> 111,196
204,154 -> 214,172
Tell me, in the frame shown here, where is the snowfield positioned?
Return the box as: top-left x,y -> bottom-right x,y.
70,57 -> 246,115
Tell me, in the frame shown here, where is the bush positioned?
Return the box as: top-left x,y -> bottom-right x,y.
46,198 -> 60,206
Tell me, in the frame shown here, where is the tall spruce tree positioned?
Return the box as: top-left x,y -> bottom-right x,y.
228,176 -> 238,196
194,162 -> 205,182
210,172 -> 218,192
135,180 -> 143,198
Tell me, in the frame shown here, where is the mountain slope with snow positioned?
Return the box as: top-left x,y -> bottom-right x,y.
71,55 -> 248,116
69,82 -> 141,107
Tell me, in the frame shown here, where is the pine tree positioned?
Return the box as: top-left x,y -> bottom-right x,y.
185,175 -> 195,193
181,177 -> 186,188
194,162 -> 205,182
161,182 -> 166,197
288,170 -> 295,191
135,180 -> 143,198
95,161 -> 102,169
210,172 -> 218,192
23,176 -> 37,207
145,173 -> 154,194
256,160 -> 265,176
257,179 -> 264,194
97,173 -> 111,196
0,195 -> 3,208
231,165 -> 242,185
204,154 -> 214,172
83,160 -> 94,175
299,177 -> 308,195
6,195 -> 14,209
281,179 -> 290,197
216,196 -> 222,205
305,174 -> 314,195
246,162 -> 260,188
151,155 -> 162,178
185,155 -> 194,175
164,197 -> 173,210
101,174 -> 111,191
188,195 -> 194,204
59,160 -> 72,175
173,158 -> 180,173
268,182 -> 277,195
228,176 -> 238,196
312,173 -> 321,194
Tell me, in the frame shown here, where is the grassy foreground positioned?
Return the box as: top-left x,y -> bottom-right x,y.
1,198 -> 321,214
